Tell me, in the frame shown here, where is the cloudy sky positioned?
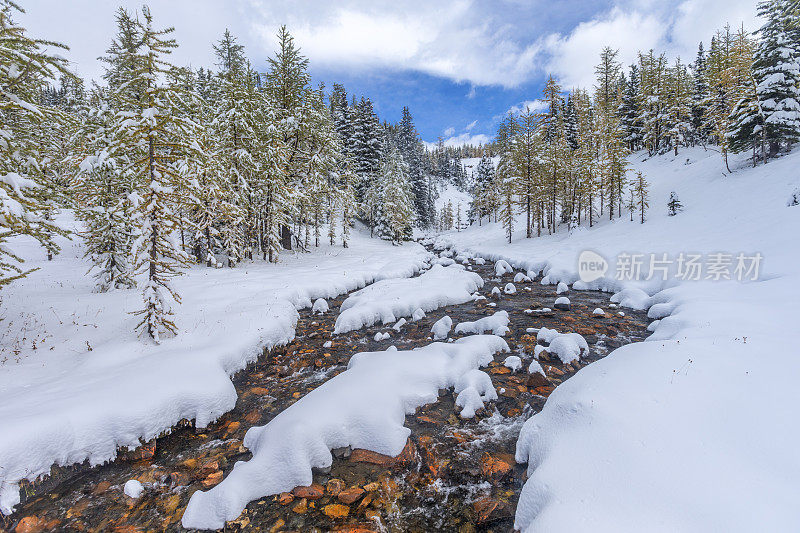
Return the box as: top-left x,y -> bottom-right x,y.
19,0 -> 760,145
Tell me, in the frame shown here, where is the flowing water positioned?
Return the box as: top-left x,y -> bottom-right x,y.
2,247 -> 651,533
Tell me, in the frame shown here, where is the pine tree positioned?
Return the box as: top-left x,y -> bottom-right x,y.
667,191 -> 683,215
116,7 -> 204,341
632,171 -> 649,223
0,0 -> 71,287
499,176 -> 516,243
377,147 -> 414,243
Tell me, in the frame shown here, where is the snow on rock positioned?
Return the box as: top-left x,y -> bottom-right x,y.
504,283 -> 517,294
609,287 -> 651,310
312,298 -> 329,314
411,308 -> 426,321
537,327 -> 588,364
124,479 -> 144,499
592,307 -> 605,315
504,355 -> 522,372
433,256 -> 455,267
333,264 -> 482,334
454,368 -> 498,418
514,272 -> 531,283
528,360 -> 545,375
431,316 -> 453,340
454,311 -> 510,337
0,216 -> 432,515
474,257 -> 486,265
374,332 -> 390,342
323,341 -> 333,348
181,335 -> 509,529
554,296 -> 570,310
490,286 -> 501,298
556,281 -> 569,294
392,318 -> 407,331
495,259 -> 513,276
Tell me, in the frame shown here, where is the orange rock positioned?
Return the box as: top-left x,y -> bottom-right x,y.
350,439 -> 416,469
473,497 -> 500,523
526,372 -> 550,389
337,487 -> 365,504
120,441 -> 155,462
15,516 -> 51,533
292,483 -> 324,500
197,458 -> 220,476
326,478 -> 345,496
169,470 -> 190,487
362,482 -> 380,492
488,366 -> 511,375
224,421 -> 240,436
292,498 -> 308,514
415,415 -> 439,424
244,409 -> 261,424
202,470 -> 223,487
323,504 -> 350,519
250,387 -> 270,396
91,480 -> 111,495
66,499 -> 89,519
278,492 -> 294,505
480,453 -> 514,480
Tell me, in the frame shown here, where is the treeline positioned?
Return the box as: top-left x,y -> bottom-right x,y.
0,2 -> 435,341
469,0 -> 800,242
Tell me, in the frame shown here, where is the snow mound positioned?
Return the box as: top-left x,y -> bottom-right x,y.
454,310 -> 510,337
536,327 -> 588,364
528,360 -> 544,375
312,298 -> 329,314
411,308 -> 426,321
431,316 -> 453,340
455,368 -> 498,418
374,332 -> 390,342
392,318 -> 407,331
124,479 -> 144,499
556,282 -> 569,294
554,296 -> 570,310
504,283 -> 517,294
592,307 -> 605,315
504,355 -> 522,371
181,335 -> 509,529
474,257 -> 486,265
514,272 -> 531,283
495,259 -> 513,276
334,264 -> 482,334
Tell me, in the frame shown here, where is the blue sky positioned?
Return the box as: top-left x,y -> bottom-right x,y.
21,0 -> 759,146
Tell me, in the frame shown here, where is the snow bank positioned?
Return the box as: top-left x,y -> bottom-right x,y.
0,216 -> 430,515
436,147 -> 800,531
333,264 -> 483,334
536,327 -> 588,364
181,335 -> 509,529
454,310 -> 510,336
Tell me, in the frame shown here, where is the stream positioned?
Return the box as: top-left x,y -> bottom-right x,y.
2,245 -> 652,533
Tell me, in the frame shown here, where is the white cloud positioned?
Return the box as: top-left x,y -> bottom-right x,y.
425,132 -> 491,149
540,0 -> 761,90
444,126 -> 456,136
465,120 -> 478,131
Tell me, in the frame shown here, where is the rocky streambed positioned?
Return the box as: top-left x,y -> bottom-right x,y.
2,247 -> 651,533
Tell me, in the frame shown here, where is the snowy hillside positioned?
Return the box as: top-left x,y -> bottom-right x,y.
0,218 -> 430,514
435,147 -> 800,532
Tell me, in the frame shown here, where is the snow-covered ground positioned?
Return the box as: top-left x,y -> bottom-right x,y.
0,216 -> 430,514
436,147 -> 800,532
181,335 -> 509,529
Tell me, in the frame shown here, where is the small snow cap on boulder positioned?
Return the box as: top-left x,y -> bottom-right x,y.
431,316 -> 453,340
411,308 -> 426,321
514,272 -> 531,283
312,298 -> 329,314
503,355 -> 522,372
556,281 -> 569,294
592,307 -> 605,315
504,283 -> 516,295
554,296 -> 571,311
124,479 -> 144,499
495,259 -> 513,276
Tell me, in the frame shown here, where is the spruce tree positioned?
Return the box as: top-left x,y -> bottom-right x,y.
0,0 -> 70,287
667,191 -> 683,216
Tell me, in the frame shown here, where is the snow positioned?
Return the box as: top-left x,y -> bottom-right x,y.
311,298 -> 329,314
556,281 -> 569,294
454,367 -> 499,418
504,282 -> 517,294
333,264 -> 482,334
490,286 -> 501,297
323,340 -> 333,348
374,332 -> 390,342
592,307 -> 606,315
392,318 -> 407,331
411,308 -> 426,321
503,355 -> 522,371
554,296 -> 570,309
514,272 -> 531,283
435,146 -> 800,532
123,479 -> 144,499
181,335 -> 509,529
495,259 -> 513,276
0,215 -> 430,515
527,360 -> 544,376
454,310 -> 510,336
431,315 -> 453,340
